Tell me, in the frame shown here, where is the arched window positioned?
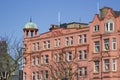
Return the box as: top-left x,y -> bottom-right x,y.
105,20 -> 114,32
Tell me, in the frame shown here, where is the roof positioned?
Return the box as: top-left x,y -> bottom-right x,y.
24,21 -> 38,29
113,11 -> 120,16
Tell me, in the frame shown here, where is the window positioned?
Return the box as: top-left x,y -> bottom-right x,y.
68,68 -> 72,76
94,25 -> 99,32
112,59 -> 117,71
36,57 -> 39,65
104,59 -> 110,72
105,20 -> 114,32
68,52 -> 72,61
66,37 -> 69,46
70,36 -> 73,45
94,41 -> 100,52
84,50 -> 87,59
32,57 -> 35,66
55,39 -> 61,47
78,35 -> 82,44
45,55 -> 49,63
43,41 -> 46,49
41,55 -> 44,64
32,72 -> 35,80
23,72 -> 26,80
78,50 -> 82,60
104,39 -> 109,51
36,72 -> 39,80
83,34 -> 87,43
47,41 -> 50,49
58,39 -> 61,47
36,42 -> 40,51
112,38 -> 116,50
45,70 -> 48,79
94,61 -> 99,73
78,67 -> 82,76
84,67 -> 87,76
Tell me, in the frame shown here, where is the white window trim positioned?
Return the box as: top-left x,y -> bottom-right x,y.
94,61 -> 99,73
70,36 -> 73,45
67,52 -> 72,61
105,20 -> 114,32
78,35 -> 82,44
112,59 -> 117,71
94,41 -> 100,53
104,59 -> 110,72
112,38 -> 117,50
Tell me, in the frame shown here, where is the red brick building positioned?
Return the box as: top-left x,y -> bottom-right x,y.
23,7 -> 120,80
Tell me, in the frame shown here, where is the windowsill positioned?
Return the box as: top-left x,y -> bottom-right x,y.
93,72 -> 99,74
93,52 -> 100,54
112,70 -> 117,72
103,71 -> 110,73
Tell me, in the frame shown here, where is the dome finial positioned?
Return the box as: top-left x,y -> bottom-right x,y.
30,17 -> 32,22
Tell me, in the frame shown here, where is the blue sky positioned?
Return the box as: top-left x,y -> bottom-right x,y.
0,0 -> 120,39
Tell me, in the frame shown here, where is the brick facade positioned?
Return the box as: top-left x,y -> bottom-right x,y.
23,7 -> 120,80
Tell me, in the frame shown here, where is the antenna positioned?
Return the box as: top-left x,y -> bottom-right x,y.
30,17 -> 32,22
58,11 -> 61,27
97,0 -> 100,14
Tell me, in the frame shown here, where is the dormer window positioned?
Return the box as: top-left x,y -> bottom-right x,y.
94,25 -> 99,32
105,20 -> 114,32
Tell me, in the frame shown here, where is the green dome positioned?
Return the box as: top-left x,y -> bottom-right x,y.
24,22 -> 38,29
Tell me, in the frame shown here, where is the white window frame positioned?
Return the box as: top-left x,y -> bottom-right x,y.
36,72 -> 39,80
68,52 -> 72,61
112,59 -> 117,71
78,67 -> 82,76
32,57 -> 35,66
78,50 -> 82,60
94,25 -> 100,32
94,61 -> 99,73
36,42 -> 40,51
58,39 -> 61,47
36,57 -> 39,65
32,72 -> 35,80
83,34 -> 87,44
104,39 -> 109,51
43,41 -> 46,49
83,50 -> 87,59
104,59 -> 110,72
41,55 -> 44,64
112,38 -> 117,50
47,40 -> 50,49
70,36 -> 73,45
66,37 -> 69,46
78,35 -> 82,44
94,41 -> 100,52
23,72 -> 26,80
45,55 -> 49,63
45,70 -> 48,79
105,20 -> 114,32
84,67 -> 87,76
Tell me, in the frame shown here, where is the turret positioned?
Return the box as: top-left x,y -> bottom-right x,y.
23,19 -> 38,38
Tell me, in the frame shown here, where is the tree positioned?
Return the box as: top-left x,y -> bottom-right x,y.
40,50 -> 79,80
0,36 -> 23,80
